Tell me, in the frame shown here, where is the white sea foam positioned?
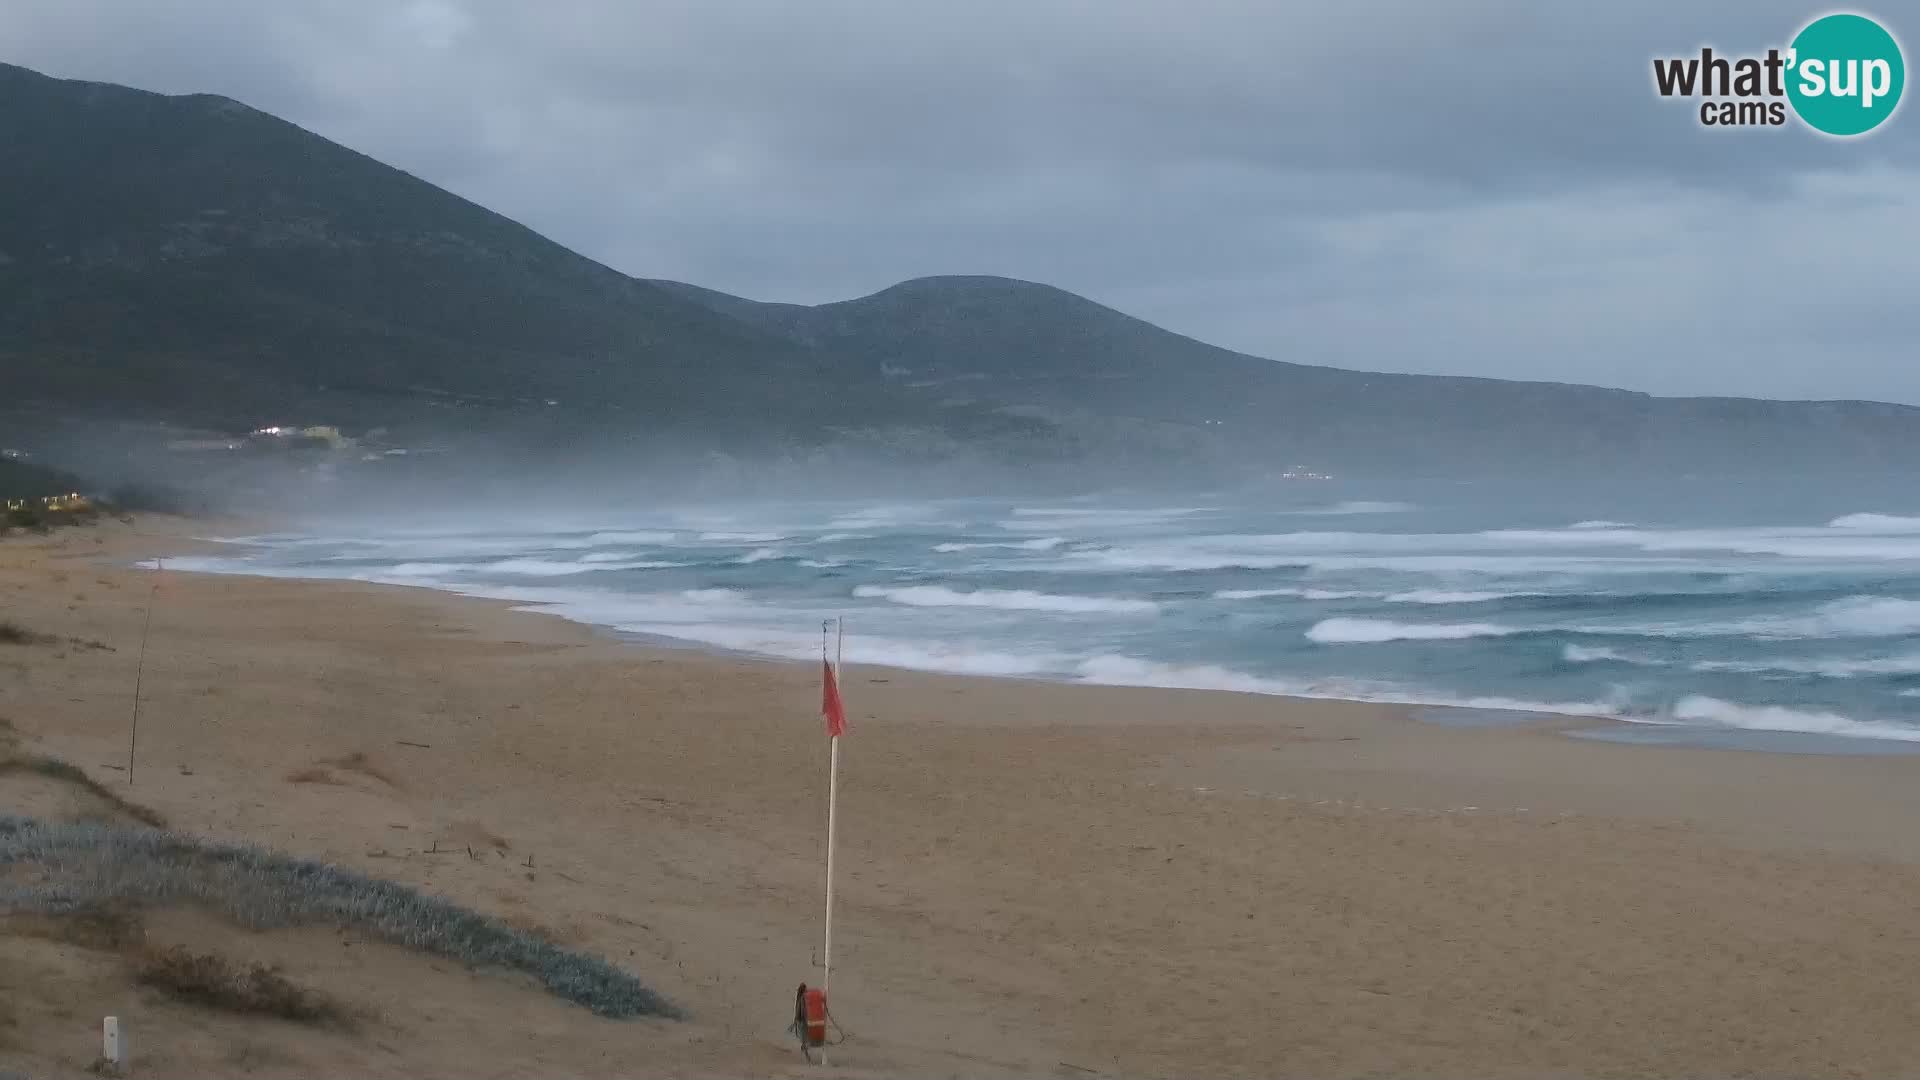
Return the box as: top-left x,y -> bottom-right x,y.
932,537 -> 1068,553
489,558 -> 686,576
1828,513 -> 1920,532
1601,596 -> 1920,642
1074,655 -> 1307,695
1690,653 -> 1920,677
1061,547 -> 1311,572
853,584 -> 1158,615
1213,586 -> 1532,604
1485,525 -> 1920,560
1213,587 -> 1367,600
1061,541 -> 1692,575
294,534 -> 603,558
1382,590 -> 1530,605
678,588 -> 753,603
1071,655 -> 1619,718
359,558 -> 688,578
1757,596 -> 1920,638
814,533 -> 876,543
1562,644 -> 1667,667
1570,520 -> 1634,529
1667,695 -> 1920,742
735,547 -> 787,564
697,531 -> 786,543
1306,618 -> 1518,643
155,555 -> 267,574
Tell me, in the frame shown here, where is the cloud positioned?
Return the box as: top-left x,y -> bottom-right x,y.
2,0 -> 1915,400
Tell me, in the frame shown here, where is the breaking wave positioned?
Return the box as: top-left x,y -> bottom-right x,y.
1667,695 -> 1920,743
853,584 -> 1158,615
933,537 -> 1068,552
1213,587 -> 1368,600
1827,513 -> 1920,531
383,558 -> 686,577
1562,644 -> 1668,667
1306,618 -> 1519,643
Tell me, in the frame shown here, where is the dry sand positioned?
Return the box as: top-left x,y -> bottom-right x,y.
8,516 -> 1920,1078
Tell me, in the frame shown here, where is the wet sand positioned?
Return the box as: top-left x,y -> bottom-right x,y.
8,515 -> 1920,1078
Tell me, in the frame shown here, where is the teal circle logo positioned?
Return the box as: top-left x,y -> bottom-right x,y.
1786,13 -> 1905,136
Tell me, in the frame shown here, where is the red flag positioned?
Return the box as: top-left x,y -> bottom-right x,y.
822,659 -> 847,738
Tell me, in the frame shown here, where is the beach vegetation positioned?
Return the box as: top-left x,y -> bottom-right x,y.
0,620 -> 48,645
0,815 -> 681,1019
135,945 -> 350,1025
0,757 -> 167,828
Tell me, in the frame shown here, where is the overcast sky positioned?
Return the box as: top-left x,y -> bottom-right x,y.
5,1 -> 1917,402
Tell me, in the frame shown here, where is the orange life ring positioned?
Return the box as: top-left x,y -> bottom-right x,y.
800,986 -> 829,1047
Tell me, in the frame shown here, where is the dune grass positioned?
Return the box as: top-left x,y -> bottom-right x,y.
0,620 -> 49,646
0,758 -> 166,828
0,815 -> 680,1020
135,945 -> 349,1025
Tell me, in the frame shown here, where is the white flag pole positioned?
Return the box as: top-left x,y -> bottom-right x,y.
824,619 -> 843,998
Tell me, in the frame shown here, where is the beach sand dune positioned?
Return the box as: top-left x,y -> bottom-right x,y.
7,517 -> 1920,1077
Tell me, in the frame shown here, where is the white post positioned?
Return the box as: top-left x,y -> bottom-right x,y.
103,1015 -> 125,1070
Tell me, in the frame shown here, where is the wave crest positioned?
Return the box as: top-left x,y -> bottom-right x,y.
1828,513 -> 1920,532
1213,587 -> 1366,600
1306,618 -> 1518,643
933,537 -> 1067,553
853,584 -> 1159,615
1669,695 -> 1920,742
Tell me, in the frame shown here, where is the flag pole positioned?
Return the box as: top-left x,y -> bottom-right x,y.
824,619 -> 843,994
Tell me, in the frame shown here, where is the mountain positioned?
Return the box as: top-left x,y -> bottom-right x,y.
0,62 -> 1032,457
3,60 -> 1917,482
653,275 -> 1920,475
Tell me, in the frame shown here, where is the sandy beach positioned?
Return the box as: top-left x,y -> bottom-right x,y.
9,516 -> 1920,1078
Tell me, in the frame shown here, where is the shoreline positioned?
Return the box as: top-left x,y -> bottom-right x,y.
167,528 -> 1920,760
16,516 -> 1920,1076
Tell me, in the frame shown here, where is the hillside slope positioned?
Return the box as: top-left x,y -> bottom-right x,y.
4,61 -> 1916,479
0,62 -> 979,452
654,275 -> 1920,474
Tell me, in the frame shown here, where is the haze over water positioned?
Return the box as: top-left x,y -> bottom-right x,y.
178,485 -> 1920,746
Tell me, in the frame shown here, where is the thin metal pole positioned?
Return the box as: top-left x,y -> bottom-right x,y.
823,618 -> 843,995
820,618 -> 844,1067
127,556 -> 160,785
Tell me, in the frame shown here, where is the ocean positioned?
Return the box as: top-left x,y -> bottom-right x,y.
171,486 -> 1920,747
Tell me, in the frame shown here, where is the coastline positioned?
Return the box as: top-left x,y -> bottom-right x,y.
11,516 -> 1920,1076
172,523 -> 1920,761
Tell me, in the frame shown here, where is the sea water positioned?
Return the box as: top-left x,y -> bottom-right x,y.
170,485 -> 1920,747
